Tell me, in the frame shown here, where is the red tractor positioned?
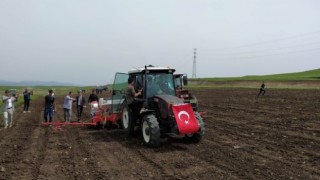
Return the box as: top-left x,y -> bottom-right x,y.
111,65 -> 205,147
174,74 -> 198,111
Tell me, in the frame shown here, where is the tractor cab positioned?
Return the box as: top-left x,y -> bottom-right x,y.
112,66 -> 176,106
174,74 -> 188,90
174,74 -> 189,98
132,66 -> 176,102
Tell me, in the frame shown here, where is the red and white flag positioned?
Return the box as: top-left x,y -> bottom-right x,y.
172,104 -> 200,134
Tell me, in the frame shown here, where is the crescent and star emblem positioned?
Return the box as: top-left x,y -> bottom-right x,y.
178,111 -> 190,124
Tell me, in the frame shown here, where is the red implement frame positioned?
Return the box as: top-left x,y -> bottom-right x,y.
41,100 -> 122,131
41,122 -> 97,132
91,106 -> 121,125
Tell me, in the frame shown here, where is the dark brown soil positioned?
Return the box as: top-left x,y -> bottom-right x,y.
0,89 -> 319,179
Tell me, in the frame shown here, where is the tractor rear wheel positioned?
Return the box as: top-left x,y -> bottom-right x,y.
185,112 -> 205,143
142,114 -> 160,147
121,103 -> 135,135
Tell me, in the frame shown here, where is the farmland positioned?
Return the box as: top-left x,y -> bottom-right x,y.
0,88 -> 319,179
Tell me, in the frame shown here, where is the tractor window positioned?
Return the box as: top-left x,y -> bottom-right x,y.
113,73 -> 129,95
146,73 -> 175,98
111,73 -> 129,112
174,76 -> 182,89
135,75 -> 143,90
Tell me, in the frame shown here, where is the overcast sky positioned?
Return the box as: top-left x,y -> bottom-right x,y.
1,0 -> 320,86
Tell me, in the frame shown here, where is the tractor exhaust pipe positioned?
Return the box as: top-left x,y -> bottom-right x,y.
144,65 -> 148,109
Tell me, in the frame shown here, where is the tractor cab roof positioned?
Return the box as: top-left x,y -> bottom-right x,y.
174,74 -> 184,78
128,65 -> 176,75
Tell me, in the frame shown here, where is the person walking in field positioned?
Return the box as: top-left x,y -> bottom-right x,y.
76,90 -> 86,122
63,91 -> 75,122
23,88 -> 32,113
2,90 -> 18,128
44,89 -> 56,123
257,81 -> 266,98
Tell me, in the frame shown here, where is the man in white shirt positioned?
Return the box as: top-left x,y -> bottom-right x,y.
2,90 -> 18,128
63,91 -> 75,122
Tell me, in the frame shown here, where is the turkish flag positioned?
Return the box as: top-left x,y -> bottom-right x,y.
172,104 -> 200,134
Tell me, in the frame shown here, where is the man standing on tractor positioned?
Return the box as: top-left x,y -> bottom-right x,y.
125,77 -> 142,119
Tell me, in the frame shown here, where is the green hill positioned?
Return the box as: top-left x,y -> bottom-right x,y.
200,68 -> 320,81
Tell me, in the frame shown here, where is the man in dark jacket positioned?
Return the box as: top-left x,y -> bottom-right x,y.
76,90 -> 86,122
257,82 -> 266,98
23,88 -> 32,113
44,89 -> 55,123
88,89 -> 99,104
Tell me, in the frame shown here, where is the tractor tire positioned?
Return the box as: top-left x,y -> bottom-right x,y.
121,103 -> 135,135
185,112 -> 205,143
142,114 -> 160,147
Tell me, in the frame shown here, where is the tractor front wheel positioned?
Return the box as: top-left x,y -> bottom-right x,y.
185,112 -> 205,143
142,114 -> 160,147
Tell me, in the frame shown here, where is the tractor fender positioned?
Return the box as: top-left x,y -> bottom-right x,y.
139,109 -> 155,116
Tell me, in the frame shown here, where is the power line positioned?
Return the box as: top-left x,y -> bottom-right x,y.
202,30 -> 320,51
203,41 -> 320,56
208,46 -> 320,60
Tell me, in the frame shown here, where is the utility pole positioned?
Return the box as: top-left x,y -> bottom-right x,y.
192,48 -> 197,78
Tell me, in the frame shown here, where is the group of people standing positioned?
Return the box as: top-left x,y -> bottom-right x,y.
43,89 -> 99,123
61,90 -> 86,123
1,88 -> 100,129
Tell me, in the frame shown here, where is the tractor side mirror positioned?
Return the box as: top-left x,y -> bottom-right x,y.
183,76 -> 188,86
112,90 -> 116,96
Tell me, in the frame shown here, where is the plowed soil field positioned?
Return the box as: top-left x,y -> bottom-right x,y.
0,89 -> 319,180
